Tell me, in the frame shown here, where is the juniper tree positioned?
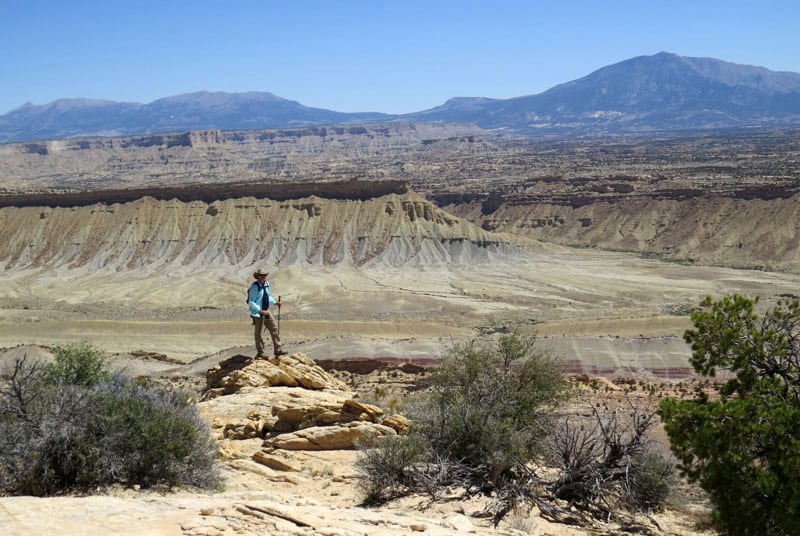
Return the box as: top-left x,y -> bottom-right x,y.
660,295 -> 800,536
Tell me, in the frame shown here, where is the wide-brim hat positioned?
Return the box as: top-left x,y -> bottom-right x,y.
253,268 -> 270,278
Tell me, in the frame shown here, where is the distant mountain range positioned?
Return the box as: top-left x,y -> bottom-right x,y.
3,52 -> 800,142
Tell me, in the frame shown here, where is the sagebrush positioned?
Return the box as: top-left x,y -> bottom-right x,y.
356,332 -> 672,527
0,342 -> 219,495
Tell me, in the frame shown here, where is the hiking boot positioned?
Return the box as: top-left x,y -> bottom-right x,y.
254,353 -> 266,359
274,349 -> 288,357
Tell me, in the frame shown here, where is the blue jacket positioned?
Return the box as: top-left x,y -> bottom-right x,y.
248,280 -> 276,317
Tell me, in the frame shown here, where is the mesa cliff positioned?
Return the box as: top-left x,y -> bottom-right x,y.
436,187 -> 800,272
0,182 -> 525,271
0,123 -> 484,191
2,123 -> 799,272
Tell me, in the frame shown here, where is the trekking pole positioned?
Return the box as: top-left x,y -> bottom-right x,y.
277,295 -> 281,336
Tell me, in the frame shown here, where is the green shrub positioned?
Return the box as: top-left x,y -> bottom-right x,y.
46,340 -> 110,387
356,432 -> 428,505
623,450 -> 675,511
88,372 -> 219,489
421,333 -> 570,479
0,377 -> 99,495
659,295 -> 800,535
357,333 -> 571,510
0,344 -> 219,495
357,332 -> 670,527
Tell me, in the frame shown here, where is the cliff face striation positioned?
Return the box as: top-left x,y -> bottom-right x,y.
438,186 -> 800,272
4,124 -> 800,273
0,186 -> 525,272
0,123 -> 484,192
0,178 -> 412,208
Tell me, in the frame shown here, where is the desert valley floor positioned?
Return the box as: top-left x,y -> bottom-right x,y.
3,241 -> 799,380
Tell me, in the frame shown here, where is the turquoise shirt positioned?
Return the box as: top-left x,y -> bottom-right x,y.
248,280 -> 276,317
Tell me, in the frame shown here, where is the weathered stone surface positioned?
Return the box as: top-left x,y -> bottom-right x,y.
203,354 -> 253,396
222,416 -> 265,439
341,399 -> 384,422
315,409 -> 341,425
252,451 -> 301,472
199,348 -> 408,457
216,438 -> 263,461
272,353 -> 350,391
266,421 -> 396,450
381,414 -> 411,433
204,353 -> 350,397
225,458 -> 307,485
199,352 -> 409,443
199,388 -> 351,439
271,400 -> 345,433
444,514 -> 477,533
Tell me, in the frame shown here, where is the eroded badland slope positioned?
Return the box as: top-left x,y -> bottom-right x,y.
444,189 -> 800,271
2,177 -> 799,379
0,182 -> 520,271
2,125 -> 799,272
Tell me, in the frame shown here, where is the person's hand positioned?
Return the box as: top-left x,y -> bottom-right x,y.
276,301 -> 282,309
260,309 -> 270,316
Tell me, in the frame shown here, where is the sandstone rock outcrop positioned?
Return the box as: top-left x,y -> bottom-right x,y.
198,352 -> 404,455
265,421 -> 396,451
204,352 -> 349,397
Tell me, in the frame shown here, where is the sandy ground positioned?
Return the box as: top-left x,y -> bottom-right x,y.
2,245 -> 799,376
0,446 -> 716,536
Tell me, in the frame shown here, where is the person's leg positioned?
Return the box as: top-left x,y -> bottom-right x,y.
263,314 -> 284,355
253,316 -> 266,357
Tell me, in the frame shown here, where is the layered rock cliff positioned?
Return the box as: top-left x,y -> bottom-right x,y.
436,183 -> 800,272
0,183 -> 524,272
3,124 -> 799,273
0,123 -> 484,192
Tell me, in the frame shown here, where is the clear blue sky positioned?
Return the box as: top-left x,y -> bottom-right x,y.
2,1 -> 799,115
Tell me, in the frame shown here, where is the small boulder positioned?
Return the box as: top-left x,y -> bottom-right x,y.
252,451 -> 301,472
341,399 -> 384,422
381,414 -> 411,434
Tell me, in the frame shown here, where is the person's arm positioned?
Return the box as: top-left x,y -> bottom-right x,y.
266,282 -> 277,308
247,283 -> 261,316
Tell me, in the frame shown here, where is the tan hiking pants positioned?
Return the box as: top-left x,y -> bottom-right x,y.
253,314 -> 282,357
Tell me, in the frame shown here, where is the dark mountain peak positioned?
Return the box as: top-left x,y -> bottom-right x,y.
151,91 -> 290,107
2,53 -> 800,142
578,52 -> 800,95
6,97 -> 133,117
560,52 -> 699,86
622,51 -> 680,64
681,56 -> 800,93
480,52 -> 800,132
46,97 -> 123,109
441,96 -> 499,107
0,90 -> 397,142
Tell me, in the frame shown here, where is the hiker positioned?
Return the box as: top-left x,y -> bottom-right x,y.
248,268 -> 285,358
